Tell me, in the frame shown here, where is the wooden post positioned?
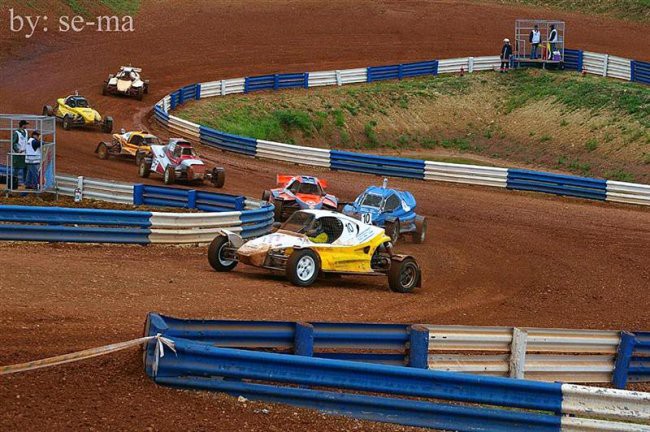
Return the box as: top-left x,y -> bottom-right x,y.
509,327 -> 528,379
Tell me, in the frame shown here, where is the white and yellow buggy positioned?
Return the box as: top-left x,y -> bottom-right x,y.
207,210 -> 421,293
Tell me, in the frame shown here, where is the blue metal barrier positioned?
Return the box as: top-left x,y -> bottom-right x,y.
200,126 -> 257,156
153,105 -> 169,126
141,185 -> 245,211
630,332 -> 650,384
632,60 -> 650,85
245,73 -> 309,92
0,206 -> 152,244
157,375 -> 559,432
506,169 -> 607,200
368,60 -> 438,82
239,205 -> 275,238
145,313 -> 413,365
331,150 -> 425,179
0,205 -> 151,227
564,49 -> 583,71
146,336 -> 563,431
0,224 -> 151,244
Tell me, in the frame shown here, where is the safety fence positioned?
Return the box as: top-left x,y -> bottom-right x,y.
144,314 -> 650,432
144,314 -> 650,388
153,49 -> 650,207
0,175 -> 274,244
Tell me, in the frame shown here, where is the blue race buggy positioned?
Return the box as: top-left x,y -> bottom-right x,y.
342,180 -> 427,244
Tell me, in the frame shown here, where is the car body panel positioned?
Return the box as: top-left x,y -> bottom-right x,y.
55,96 -> 103,125
105,66 -> 148,97
268,175 -> 338,211
114,131 -> 158,157
147,139 -> 207,181
343,185 -> 419,235
235,210 -> 390,273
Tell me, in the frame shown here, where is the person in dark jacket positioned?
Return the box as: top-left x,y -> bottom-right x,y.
500,38 -> 513,73
10,120 -> 29,189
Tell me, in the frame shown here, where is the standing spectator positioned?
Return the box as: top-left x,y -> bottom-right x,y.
548,24 -> 558,59
530,25 -> 541,59
500,38 -> 513,73
10,120 -> 29,189
25,130 -> 42,190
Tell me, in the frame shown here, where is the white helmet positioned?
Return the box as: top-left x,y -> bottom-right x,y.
504,38 -> 510,43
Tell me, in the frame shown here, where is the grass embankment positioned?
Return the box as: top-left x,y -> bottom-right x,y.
177,69 -> 650,182
489,0 -> 650,22
66,0 -> 141,15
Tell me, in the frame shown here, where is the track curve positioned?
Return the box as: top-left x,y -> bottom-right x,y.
1,0 -> 648,325
1,1 -> 649,430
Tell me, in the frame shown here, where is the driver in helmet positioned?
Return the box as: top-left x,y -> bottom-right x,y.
306,219 -> 329,244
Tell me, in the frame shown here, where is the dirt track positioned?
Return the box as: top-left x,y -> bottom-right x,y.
0,1 -> 649,431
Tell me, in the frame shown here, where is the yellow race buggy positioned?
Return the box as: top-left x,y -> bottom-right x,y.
43,93 -> 113,133
207,209 -> 422,293
95,130 -> 160,165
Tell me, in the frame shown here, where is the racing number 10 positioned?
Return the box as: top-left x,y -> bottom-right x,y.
361,213 -> 372,224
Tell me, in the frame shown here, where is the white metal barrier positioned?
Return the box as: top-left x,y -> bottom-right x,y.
424,161 -> 508,188
426,325 -> 622,383
606,181 -> 650,206
168,114 -> 200,139
256,139 -> 331,168
56,175 -> 134,204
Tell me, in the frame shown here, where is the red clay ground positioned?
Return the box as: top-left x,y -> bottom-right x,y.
0,0 -> 649,431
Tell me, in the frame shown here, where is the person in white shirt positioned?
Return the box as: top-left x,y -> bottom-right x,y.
530,25 -> 541,59
548,24 -> 558,59
25,130 -> 42,190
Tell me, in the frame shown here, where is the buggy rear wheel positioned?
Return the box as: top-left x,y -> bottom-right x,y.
412,216 -> 427,244
163,166 -> 176,185
135,152 -> 144,167
211,167 -> 225,188
62,115 -> 72,130
102,117 -> 113,133
388,258 -> 420,293
42,105 -> 53,117
138,160 -> 151,178
273,200 -> 284,222
136,87 -> 144,101
262,190 -> 271,202
97,142 -> 109,160
207,235 -> 238,272
286,249 -> 320,287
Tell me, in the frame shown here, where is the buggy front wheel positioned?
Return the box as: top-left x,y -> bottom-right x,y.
208,235 -> 238,272
286,249 -> 320,287
388,257 -> 420,293
97,142 -> 109,160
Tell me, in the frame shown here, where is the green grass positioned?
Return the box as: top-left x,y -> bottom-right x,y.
64,0 -> 141,15
99,0 -> 141,14
503,71 -> 650,124
177,68 -> 649,181
494,0 -> 650,21
585,138 -> 599,152
605,169 -> 635,182
364,120 -> 379,148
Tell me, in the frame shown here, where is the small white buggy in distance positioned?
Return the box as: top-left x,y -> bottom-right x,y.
138,138 -> 225,187
103,66 -> 149,100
